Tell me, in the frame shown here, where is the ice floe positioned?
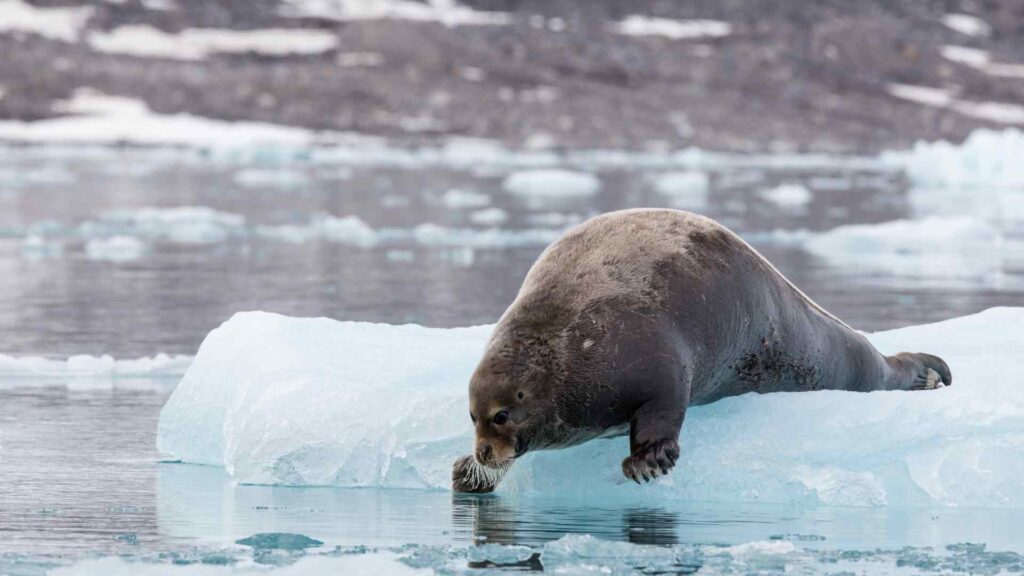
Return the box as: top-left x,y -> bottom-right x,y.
88,25 -> 339,60
82,207 -> 246,245
884,128 -> 1024,189
85,235 -> 148,262
50,553 -> 427,576
650,171 -> 709,208
768,216 -> 1022,279
502,169 -> 601,205
232,168 -> 311,189
439,188 -> 490,209
39,534 -> 1024,575
760,183 -> 812,209
158,307 -> 1024,508
0,353 -> 191,385
256,214 -> 379,247
468,207 -> 508,226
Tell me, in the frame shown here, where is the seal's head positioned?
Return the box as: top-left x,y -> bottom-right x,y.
468,339 -> 558,468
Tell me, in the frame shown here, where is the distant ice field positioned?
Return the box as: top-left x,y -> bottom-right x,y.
1,128 -> 1022,358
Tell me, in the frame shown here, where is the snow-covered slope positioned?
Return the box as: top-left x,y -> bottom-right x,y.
158,307 -> 1024,508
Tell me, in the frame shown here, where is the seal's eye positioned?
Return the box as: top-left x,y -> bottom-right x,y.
517,391 -> 525,400
492,410 -> 509,425
470,413 -> 477,424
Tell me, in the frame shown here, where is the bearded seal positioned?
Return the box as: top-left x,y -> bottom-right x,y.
452,209 -> 951,492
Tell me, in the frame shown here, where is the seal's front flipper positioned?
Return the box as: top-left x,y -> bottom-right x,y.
621,397 -> 686,484
622,438 -> 680,483
887,352 -> 952,391
452,454 -> 508,493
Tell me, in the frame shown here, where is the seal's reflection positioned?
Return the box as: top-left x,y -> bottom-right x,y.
622,508 -> 679,546
452,493 -> 681,549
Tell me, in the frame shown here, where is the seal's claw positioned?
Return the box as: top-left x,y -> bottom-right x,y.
621,439 -> 680,485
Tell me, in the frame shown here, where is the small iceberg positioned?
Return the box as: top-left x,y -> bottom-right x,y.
158,308 -> 1024,508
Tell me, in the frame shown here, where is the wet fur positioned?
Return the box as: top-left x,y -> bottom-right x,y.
453,209 -> 951,492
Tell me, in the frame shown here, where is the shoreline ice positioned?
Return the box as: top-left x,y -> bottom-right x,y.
158,307 -> 1024,508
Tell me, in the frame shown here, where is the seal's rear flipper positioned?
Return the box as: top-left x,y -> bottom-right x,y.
888,352 -> 952,390
452,455 -> 507,493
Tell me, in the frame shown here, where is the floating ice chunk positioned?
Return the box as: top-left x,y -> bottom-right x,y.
233,168 -> 310,188
256,214 -> 378,246
410,224 -> 558,248
524,212 -> 584,228
0,352 -> 192,386
468,207 -> 508,226
800,216 -> 1017,278
88,25 -> 339,60
85,235 -> 148,262
440,188 -> 490,209
613,16 -> 731,40
760,184 -> 812,209
158,307 -> 1024,508
86,207 -> 246,244
502,169 -> 600,205
50,553 -> 428,576
0,163 -> 76,187
651,171 -> 709,208
20,235 -> 63,260
0,0 -> 93,42
885,128 -> 1024,188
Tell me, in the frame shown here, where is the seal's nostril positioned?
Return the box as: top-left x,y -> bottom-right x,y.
476,444 -> 492,462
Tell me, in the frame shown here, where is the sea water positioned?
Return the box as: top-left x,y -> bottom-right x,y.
2,138 -> 1024,574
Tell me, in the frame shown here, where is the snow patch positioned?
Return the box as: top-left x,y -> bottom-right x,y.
88,25 -> 338,60
157,307 -> 1024,508
614,16 -> 731,40
279,0 -> 510,26
0,89 -> 322,149
889,83 -> 1024,125
942,13 -> 991,38
0,0 -> 93,42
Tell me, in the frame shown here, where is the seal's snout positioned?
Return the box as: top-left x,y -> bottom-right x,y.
475,438 -> 516,468
474,442 -> 492,465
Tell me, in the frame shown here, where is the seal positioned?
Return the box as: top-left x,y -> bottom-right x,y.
452,209 -> 951,493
